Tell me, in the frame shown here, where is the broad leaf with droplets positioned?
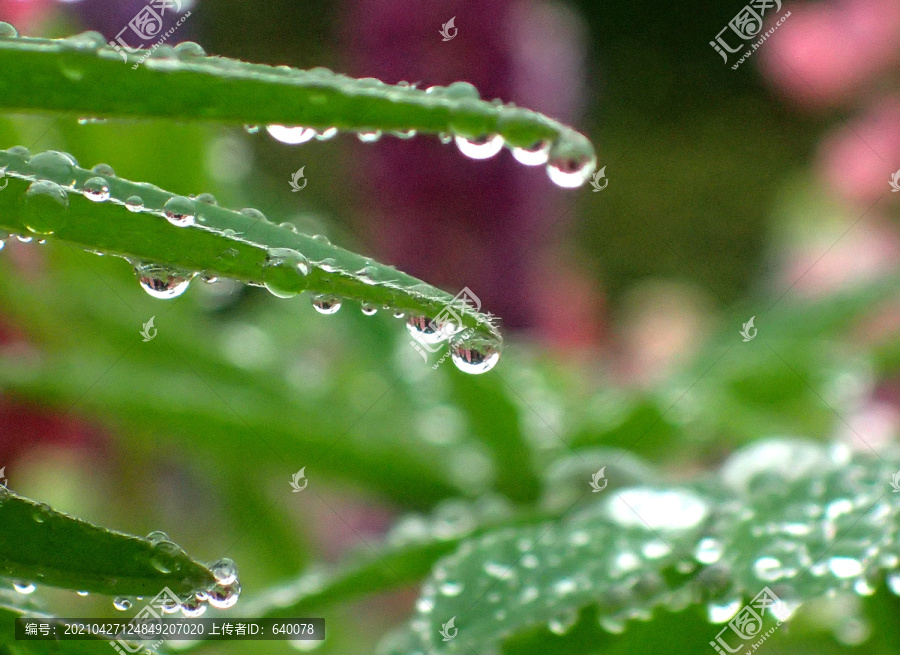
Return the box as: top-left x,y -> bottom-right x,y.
0,489 -> 217,598
0,25 -> 597,189
0,146 -> 503,373
394,439 -> 900,654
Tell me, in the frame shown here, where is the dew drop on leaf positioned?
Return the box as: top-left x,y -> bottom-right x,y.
135,263 -> 196,300
82,176 -> 110,202
312,294 -> 341,314
267,125 -> 317,145
454,134 -> 504,160
163,196 -> 196,227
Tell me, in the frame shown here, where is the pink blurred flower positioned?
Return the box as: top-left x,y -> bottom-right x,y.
760,0 -> 900,107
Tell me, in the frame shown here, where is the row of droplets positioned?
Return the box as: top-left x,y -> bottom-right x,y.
257,120 -> 595,189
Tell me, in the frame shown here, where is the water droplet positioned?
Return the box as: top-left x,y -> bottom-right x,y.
125,196 -> 144,212
311,234 -> 330,245
240,207 -> 267,222
391,129 -> 417,139
548,610 -> 578,635
753,556 -> 783,581
24,180 -> 69,235
511,140 -> 552,166
545,136 -> 597,188
174,41 -> 207,58
267,125 -> 316,145
61,31 -> 106,51
13,581 -> 35,594
450,337 -> 501,375
91,163 -> 116,177
195,192 -> 217,205
553,577 -> 578,596
113,597 -> 132,611
695,537 -> 724,564
439,581 -> 463,596
135,263 -> 195,299
180,595 -> 207,617
312,294 -> 341,314
149,44 -> 177,60
454,134 -> 504,160
406,315 -> 447,345
0,22 -> 18,38
163,196 -> 196,227
29,150 -> 78,186
210,557 -> 238,585
263,248 -> 310,298
707,597 -> 742,623
829,557 -> 863,579
443,82 -> 480,99
243,124 -> 260,134
16,235 -> 32,243
392,310 -> 405,319
521,553 -> 539,568
76,590 -> 89,597
207,580 -> 241,609
316,127 -> 338,141
7,145 -> 30,160
357,130 -> 382,143
82,176 -> 110,202
361,303 -> 378,316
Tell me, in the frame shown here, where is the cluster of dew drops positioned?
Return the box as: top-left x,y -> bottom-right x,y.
0,145 -> 502,374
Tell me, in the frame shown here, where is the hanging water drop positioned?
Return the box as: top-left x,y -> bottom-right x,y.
243,125 -> 260,134
180,595 -> 207,617
125,196 -> 144,212
163,196 -> 196,227
13,581 -> 35,594
316,127 -> 339,141
207,581 -> 241,609
511,140 -> 552,166
312,294 -> 342,314
263,248 -> 310,298
357,130 -> 382,143
406,315 -> 447,345
82,176 -> 110,202
267,125 -> 317,145
392,310 -> 405,319
450,337 -> 501,375
454,134 -> 504,160
113,597 -> 132,611
361,303 -> 378,316
135,263 -> 196,300
545,134 -> 597,188
76,590 -> 89,597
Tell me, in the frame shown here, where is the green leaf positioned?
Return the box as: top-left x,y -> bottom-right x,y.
0,490 -> 214,597
0,30 -> 597,189
0,146 -> 502,350
395,439 -> 900,654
